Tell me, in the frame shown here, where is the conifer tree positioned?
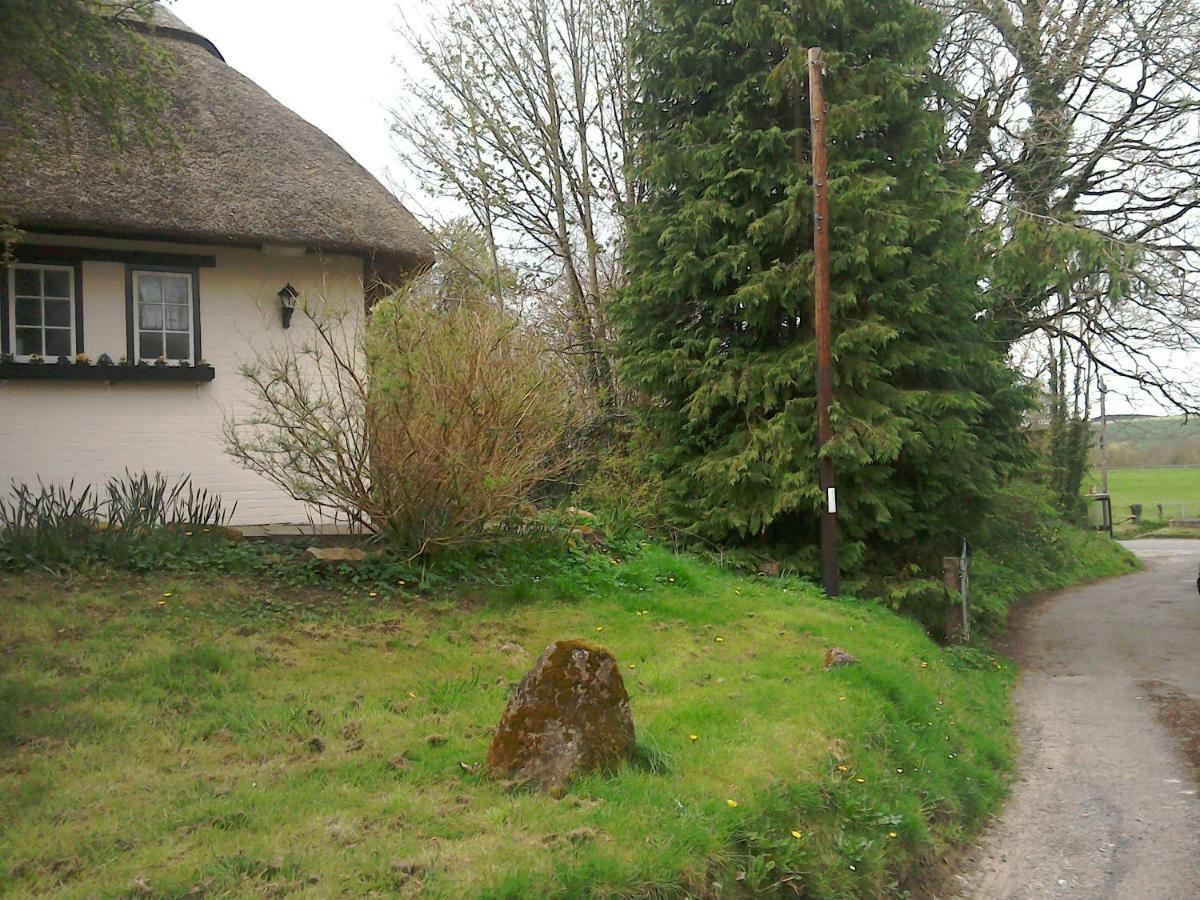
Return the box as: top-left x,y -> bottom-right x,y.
615,0 -> 1028,564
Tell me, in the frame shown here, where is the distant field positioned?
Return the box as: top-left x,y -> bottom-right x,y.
1103,466 -> 1200,521
1096,415 -> 1200,467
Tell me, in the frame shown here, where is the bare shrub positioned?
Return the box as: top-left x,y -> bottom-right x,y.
224,283 -> 575,555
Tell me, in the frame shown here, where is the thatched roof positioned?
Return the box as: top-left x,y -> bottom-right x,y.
0,6 -> 433,275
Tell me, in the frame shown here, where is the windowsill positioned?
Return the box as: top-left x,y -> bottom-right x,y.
0,361 -> 215,383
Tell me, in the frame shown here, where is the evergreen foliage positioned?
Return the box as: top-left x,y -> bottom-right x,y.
616,0 -> 1029,565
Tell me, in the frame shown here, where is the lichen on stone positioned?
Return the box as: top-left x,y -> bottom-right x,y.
485,639 -> 635,790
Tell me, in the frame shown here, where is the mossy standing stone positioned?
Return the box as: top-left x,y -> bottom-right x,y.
486,640 -> 634,790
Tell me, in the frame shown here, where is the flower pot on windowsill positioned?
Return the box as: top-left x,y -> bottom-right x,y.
0,361 -> 215,382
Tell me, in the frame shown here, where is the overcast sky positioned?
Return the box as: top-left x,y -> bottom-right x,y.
171,0 -> 427,205
169,0 -> 1193,416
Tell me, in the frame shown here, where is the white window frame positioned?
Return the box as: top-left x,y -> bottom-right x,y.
132,270 -> 195,363
7,263 -> 78,361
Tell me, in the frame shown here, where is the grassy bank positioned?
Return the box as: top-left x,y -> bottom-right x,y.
2,542 -> 1015,898
968,487 -> 1140,635
0,503 -> 1139,899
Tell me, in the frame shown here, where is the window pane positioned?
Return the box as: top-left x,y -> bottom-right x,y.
164,304 -> 190,331
14,268 -> 39,297
137,275 -> 162,303
44,329 -> 70,357
139,303 -> 163,330
44,298 -> 71,327
139,332 -> 163,359
14,297 -> 41,325
164,276 -> 189,303
43,269 -> 70,298
165,333 -> 189,360
15,328 -> 42,355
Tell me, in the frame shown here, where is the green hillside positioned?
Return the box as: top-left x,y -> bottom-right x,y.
1094,415 -> 1200,467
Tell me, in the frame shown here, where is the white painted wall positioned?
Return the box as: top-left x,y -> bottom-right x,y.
1,234 -> 366,526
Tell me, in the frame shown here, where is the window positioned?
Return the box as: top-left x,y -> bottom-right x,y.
8,264 -> 78,358
132,270 -> 195,362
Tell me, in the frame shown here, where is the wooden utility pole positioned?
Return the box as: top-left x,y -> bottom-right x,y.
1098,376 -> 1109,495
808,47 -> 839,597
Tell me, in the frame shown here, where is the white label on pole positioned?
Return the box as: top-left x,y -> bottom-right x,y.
827,487 -> 837,514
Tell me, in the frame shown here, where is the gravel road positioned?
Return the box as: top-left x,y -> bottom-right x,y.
953,539 -> 1200,899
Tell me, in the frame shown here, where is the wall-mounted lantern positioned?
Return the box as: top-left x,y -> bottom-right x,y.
278,283 -> 299,328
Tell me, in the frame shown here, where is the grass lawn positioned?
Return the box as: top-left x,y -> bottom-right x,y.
0,544 -> 1015,898
1104,466 -> 1200,522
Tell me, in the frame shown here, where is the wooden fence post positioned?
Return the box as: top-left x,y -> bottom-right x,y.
944,556 -> 966,643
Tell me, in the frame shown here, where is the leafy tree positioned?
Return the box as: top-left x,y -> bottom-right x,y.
616,0 -> 1029,566
931,0 -> 1200,413
393,0 -> 643,407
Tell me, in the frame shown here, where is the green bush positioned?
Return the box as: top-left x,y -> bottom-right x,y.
226,254 -> 577,557
366,295 -> 576,554
871,482 -> 1137,638
967,482 -> 1137,634
569,425 -> 665,533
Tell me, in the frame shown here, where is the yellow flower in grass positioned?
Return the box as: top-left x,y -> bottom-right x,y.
836,764 -> 849,772
689,734 -> 699,742
726,799 -> 738,808
855,777 -> 866,784
791,830 -> 802,839
888,832 -> 898,839
595,626 -> 604,632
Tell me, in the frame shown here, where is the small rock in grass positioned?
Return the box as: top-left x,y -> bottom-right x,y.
824,647 -> 859,670
486,640 -> 635,791
304,546 -> 367,566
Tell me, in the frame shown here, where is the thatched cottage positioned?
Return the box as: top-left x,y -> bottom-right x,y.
0,8 -> 433,525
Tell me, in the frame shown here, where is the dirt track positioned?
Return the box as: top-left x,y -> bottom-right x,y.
953,539 -> 1200,899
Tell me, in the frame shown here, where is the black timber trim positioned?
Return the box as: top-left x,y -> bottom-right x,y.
0,266 -> 7,357
0,361 -> 215,383
124,266 -> 135,362
74,263 -> 85,354
13,244 -> 215,269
